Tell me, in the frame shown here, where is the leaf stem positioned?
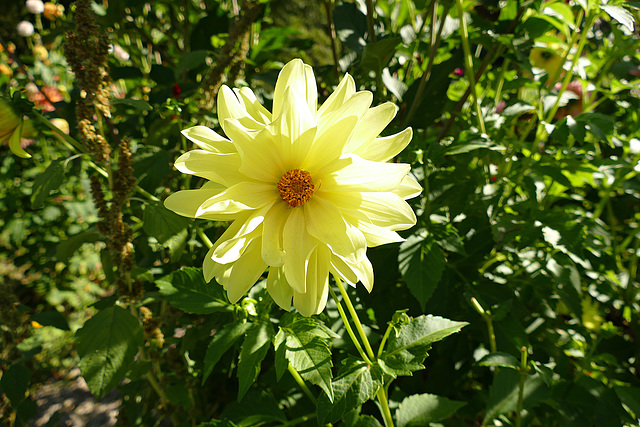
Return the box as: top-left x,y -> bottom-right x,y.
196,226 -> 214,249
455,0 -> 486,134
288,363 -> 317,405
145,371 -> 181,426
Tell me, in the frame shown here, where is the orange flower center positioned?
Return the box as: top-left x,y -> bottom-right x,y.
277,169 -> 315,207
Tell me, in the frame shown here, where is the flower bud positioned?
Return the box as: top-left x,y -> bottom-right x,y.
26,0 -> 45,14
16,21 -> 35,37
111,44 -> 130,61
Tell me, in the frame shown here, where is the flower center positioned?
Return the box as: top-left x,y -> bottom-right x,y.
277,169 -> 315,207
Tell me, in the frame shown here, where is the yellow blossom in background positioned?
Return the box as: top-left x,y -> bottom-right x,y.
165,59 -> 421,316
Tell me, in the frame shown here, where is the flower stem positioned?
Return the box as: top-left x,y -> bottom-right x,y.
288,363 -> 317,405
515,346 -> 529,427
331,276 -> 394,427
329,286 -> 372,365
333,276 -> 376,361
455,0 -> 486,134
377,386 -> 394,427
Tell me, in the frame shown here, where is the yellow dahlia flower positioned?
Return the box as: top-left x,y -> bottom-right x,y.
165,59 -> 421,316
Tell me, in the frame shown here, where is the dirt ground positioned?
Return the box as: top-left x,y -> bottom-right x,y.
29,369 -> 120,427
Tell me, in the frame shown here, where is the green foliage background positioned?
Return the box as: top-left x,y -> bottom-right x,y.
1,0 -> 639,426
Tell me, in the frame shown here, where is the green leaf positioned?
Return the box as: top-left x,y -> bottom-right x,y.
31,159 -> 66,209
398,231 -> 445,310
380,315 -> 467,377
75,306 -> 143,398
144,201 -> 190,260
576,112 -> 615,142
111,98 -> 153,111
30,311 -> 71,331
483,369 -> 547,424
396,393 -> 466,427
0,363 -> 31,406
202,321 -> 250,384
477,352 -> 520,370
317,357 -> 384,425
56,230 -> 101,263
278,312 -> 334,402
237,322 -> 274,401
613,385 -> 640,421
360,37 -> 401,76
601,5 -> 635,32
156,267 -> 230,314
220,389 -> 287,425
502,102 -> 535,117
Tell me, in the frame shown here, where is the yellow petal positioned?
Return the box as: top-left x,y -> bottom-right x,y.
225,239 -> 267,303
267,267 -> 293,310
320,154 -> 410,193
218,85 -> 269,133
316,73 -> 356,119
181,126 -> 235,153
301,115 -> 358,174
304,197 -> 366,263
236,87 -> 272,124
282,208 -> 317,293
273,59 -> 317,121
197,181 -> 277,216
212,204 -> 271,264
316,91 -> 372,136
271,86 -> 317,169
394,174 -> 423,199
164,181 -> 229,220
354,127 -> 413,162
346,102 -> 398,153
261,202 -> 290,267
355,220 -> 404,247
293,245 -> 330,316
174,150 -> 243,186
324,191 -> 417,230
330,253 -> 359,285
223,120 -> 285,182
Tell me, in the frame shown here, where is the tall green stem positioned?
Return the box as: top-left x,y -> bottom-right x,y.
515,346 -> 529,427
330,276 -> 394,427
455,0 -> 486,134
334,276 -> 376,361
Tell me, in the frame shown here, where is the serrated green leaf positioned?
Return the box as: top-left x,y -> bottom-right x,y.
483,369 -> 547,424
144,201 -> 190,258
576,112 -> 615,142
398,232 -> 445,310
273,329 -> 288,381
0,363 -> 31,406
477,352 -> 520,370
156,267 -> 230,314
202,321 -> 250,384
396,393 -> 466,427
380,315 -> 467,377
31,159 -> 66,209
56,230 -> 101,263
237,322 -> 274,401
75,306 -> 143,398
317,357 -> 384,425
279,312 -> 334,401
